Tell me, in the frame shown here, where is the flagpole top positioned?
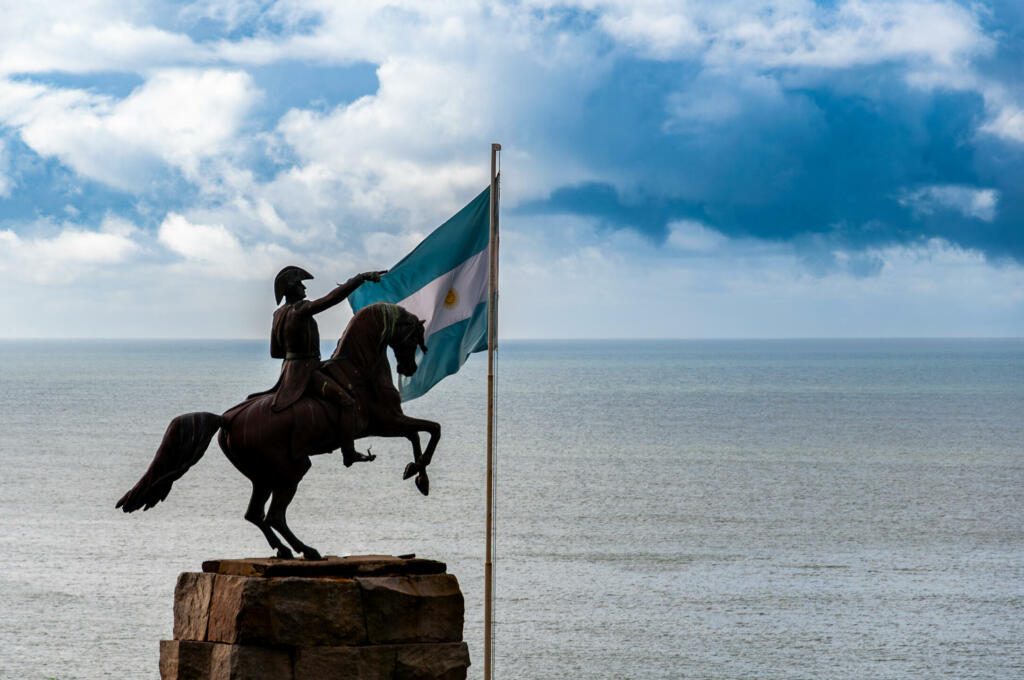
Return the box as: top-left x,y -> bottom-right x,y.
491,143 -> 501,151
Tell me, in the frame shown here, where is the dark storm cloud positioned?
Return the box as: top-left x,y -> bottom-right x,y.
523,52 -> 1023,262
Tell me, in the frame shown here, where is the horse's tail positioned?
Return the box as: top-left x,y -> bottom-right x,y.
115,411 -> 222,513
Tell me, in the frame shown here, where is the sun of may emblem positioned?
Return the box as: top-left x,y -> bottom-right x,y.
443,287 -> 459,308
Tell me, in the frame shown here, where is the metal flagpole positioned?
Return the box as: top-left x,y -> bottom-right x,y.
484,142 -> 501,680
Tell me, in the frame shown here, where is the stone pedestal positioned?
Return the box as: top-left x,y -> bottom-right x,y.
161,555 -> 470,680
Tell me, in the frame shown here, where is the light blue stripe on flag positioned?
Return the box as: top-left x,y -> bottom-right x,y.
398,302 -> 488,401
351,187 -> 490,307
350,186 -> 491,401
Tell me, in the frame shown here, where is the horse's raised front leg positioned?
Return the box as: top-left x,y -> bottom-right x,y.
374,414 -> 440,496
403,432 -> 423,481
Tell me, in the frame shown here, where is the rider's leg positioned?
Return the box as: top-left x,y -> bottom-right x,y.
312,371 -> 354,406
309,371 -> 374,466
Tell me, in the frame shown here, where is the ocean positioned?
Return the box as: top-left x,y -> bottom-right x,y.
0,339 -> 1022,679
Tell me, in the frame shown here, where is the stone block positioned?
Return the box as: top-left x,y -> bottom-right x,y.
394,642 -> 471,680
161,640 -> 292,680
293,645 -> 395,679
205,575 -> 269,645
293,642 -> 469,680
209,642 -> 293,680
203,555 -> 446,579
199,573 -> 366,646
263,576 -> 366,646
358,575 -> 464,644
161,639 -> 213,680
165,556 -> 469,679
174,572 -> 215,641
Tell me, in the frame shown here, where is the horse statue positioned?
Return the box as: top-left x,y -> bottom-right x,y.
115,303 -> 440,560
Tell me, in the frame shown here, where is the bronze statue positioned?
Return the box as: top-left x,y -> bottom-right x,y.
260,266 -> 385,467
116,272 -> 441,560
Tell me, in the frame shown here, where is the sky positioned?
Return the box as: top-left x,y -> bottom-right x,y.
0,0 -> 1021,339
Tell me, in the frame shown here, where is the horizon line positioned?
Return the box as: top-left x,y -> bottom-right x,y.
1,336 -> 1022,342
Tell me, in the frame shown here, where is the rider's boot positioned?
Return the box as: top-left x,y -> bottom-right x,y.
341,437 -> 375,467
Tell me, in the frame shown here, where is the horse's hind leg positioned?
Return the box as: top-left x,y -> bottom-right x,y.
267,482 -> 322,561
245,483 -> 293,559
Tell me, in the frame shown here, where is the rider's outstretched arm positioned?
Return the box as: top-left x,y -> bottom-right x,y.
304,273 -> 374,316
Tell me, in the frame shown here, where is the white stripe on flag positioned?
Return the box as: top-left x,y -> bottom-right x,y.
397,246 -> 489,336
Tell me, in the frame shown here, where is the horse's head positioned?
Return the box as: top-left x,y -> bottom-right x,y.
387,307 -> 427,377
335,303 -> 428,377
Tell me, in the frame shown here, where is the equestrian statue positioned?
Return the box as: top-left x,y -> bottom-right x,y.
116,266 -> 440,560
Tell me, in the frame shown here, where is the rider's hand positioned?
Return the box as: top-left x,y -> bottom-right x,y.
361,270 -> 387,283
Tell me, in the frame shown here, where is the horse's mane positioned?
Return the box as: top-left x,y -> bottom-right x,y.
359,302 -> 404,344
332,302 -> 408,362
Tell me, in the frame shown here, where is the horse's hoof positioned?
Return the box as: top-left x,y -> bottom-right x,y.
403,462 -> 418,480
415,473 -> 430,496
303,548 -> 324,561
276,547 -> 294,560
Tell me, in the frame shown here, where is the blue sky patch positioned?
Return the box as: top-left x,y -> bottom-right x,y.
10,71 -> 144,98
248,60 -> 379,125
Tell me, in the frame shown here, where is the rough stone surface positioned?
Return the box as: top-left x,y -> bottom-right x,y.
263,577 -> 366,646
293,645 -> 395,679
205,575 -> 268,645
293,643 -> 469,680
211,642 -> 292,680
161,639 -> 212,679
160,640 -> 291,680
166,555 -> 469,679
393,643 -> 471,680
193,574 -> 365,646
202,555 -> 446,579
359,575 -> 464,644
174,573 -> 215,641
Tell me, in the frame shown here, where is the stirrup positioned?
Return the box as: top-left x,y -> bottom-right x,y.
343,446 -> 375,467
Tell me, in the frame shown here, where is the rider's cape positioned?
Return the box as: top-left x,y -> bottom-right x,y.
269,300 -> 321,411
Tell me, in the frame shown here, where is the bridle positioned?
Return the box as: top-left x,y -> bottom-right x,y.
388,314 -> 426,357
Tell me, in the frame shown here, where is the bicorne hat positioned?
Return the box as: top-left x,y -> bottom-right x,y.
274,265 -> 313,304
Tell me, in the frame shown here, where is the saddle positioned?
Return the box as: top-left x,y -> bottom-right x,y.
223,391 -> 338,459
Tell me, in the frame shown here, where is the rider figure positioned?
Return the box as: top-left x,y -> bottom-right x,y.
271,265 -> 386,466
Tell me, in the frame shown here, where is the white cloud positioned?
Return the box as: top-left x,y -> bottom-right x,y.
900,184 -> 1000,221
704,0 -> 989,69
981,104 -> 1024,144
0,69 -> 260,190
274,56 -> 498,221
665,71 -> 785,132
0,0 -> 1017,339
157,212 -> 296,279
0,3 -> 201,76
667,219 -> 727,252
555,0 -> 990,69
0,139 -> 11,197
0,217 -> 141,283
362,229 -> 429,266
598,1 -> 704,59
112,69 -> 259,176
907,71 -> 1024,147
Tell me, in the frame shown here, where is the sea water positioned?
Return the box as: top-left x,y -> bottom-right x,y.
0,339 -> 1021,679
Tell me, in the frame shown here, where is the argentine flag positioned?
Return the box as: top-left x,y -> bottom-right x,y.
349,187 -> 492,401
